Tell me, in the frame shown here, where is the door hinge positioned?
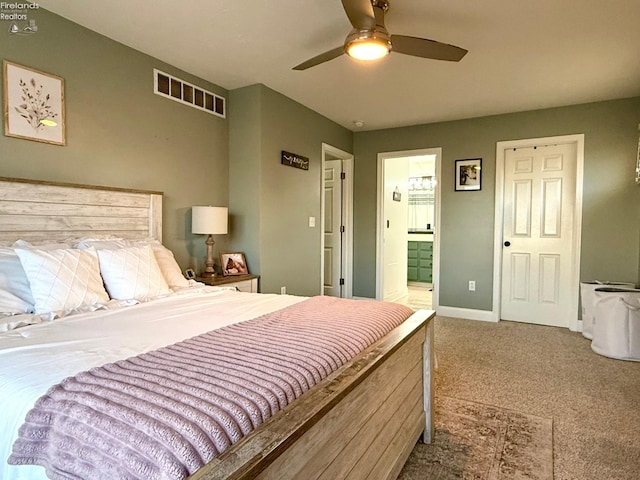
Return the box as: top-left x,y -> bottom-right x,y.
340,225 -> 345,233
340,172 -> 346,180
339,278 -> 345,285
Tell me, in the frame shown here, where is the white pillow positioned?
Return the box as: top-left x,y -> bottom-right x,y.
128,239 -> 190,289
15,247 -> 110,314
74,237 -> 129,250
0,248 -> 35,315
97,245 -> 171,300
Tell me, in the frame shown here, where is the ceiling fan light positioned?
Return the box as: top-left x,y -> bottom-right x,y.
346,38 -> 390,61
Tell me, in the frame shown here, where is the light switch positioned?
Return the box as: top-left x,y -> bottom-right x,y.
309,216 -> 316,227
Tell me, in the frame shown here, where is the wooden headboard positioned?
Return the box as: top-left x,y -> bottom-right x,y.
0,177 -> 163,245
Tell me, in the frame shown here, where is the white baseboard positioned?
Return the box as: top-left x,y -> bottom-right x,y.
349,297 -> 582,331
435,306 -> 583,330
436,306 -> 497,322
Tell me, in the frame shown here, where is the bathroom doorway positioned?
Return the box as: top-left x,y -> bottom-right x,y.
376,148 -> 441,311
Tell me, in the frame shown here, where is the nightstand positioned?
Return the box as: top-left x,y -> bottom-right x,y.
197,274 -> 259,293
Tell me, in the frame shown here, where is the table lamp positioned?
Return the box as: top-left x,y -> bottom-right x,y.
192,206 -> 228,278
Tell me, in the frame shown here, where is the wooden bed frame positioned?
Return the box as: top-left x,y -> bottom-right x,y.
0,176 -> 435,480
0,176 -> 163,245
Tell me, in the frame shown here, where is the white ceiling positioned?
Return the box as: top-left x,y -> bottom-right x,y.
38,0 -> 640,131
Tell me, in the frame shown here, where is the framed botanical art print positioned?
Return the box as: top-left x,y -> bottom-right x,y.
3,61 -> 66,145
455,158 -> 482,191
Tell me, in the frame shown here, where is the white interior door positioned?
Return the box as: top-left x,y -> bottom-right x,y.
382,158 -> 409,302
501,142 -> 578,327
324,159 -> 342,297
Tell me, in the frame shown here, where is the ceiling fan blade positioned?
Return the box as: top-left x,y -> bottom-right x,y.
341,0 -> 376,30
391,35 -> 468,62
293,46 -> 345,70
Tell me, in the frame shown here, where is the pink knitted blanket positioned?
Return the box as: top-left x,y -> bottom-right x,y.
9,296 -> 413,480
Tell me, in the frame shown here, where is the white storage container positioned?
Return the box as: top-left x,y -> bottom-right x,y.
580,281 -> 635,339
591,287 -> 640,361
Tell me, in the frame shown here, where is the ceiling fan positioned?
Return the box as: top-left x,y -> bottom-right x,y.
293,0 -> 467,70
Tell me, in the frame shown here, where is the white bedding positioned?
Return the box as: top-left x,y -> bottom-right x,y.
0,287 -> 305,480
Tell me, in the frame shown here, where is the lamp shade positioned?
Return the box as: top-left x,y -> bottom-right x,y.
192,206 -> 228,235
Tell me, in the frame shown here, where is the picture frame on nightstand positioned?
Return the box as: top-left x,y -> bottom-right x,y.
220,252 -> 249,276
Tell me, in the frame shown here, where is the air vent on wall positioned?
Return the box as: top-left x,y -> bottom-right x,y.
153,69 -> 225,118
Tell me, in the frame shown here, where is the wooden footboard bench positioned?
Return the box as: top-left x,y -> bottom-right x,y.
191,309 -> 435,480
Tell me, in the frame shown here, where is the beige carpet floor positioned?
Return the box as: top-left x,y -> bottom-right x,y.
403,316 -> 640,480
399,396 -> 553,479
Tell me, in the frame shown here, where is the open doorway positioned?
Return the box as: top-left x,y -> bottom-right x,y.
321,143 -> 354,298
376,148 -> 441,310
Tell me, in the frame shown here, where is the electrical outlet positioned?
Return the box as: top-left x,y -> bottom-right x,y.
280,286 -> 286,294
468,281 -> 476,291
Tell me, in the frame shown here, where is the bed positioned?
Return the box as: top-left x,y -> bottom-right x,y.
0,176 -> 435,480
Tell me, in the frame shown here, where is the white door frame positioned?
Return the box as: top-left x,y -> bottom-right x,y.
492,134 -> 584,329
321,143 -> 354,298
376,147 -> 442,309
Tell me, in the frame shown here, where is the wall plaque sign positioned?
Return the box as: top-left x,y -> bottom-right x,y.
281,150 -> 309,171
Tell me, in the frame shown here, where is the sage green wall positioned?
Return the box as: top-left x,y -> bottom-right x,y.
354,97 -> 640,310
229,85 -> 352,295
228,86 -> 262,275
0,9 -> 229,270
4,10 -> 638,303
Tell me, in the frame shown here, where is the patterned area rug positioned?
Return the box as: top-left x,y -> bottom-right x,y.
398,396 -> 553,479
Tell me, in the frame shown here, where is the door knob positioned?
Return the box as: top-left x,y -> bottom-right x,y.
504,241 -> 511,247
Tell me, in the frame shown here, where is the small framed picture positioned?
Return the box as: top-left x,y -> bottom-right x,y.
185,268 -> 196,279
3,60 -> 66,145
455,158 -> 482,191
220,252 -> 249,276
